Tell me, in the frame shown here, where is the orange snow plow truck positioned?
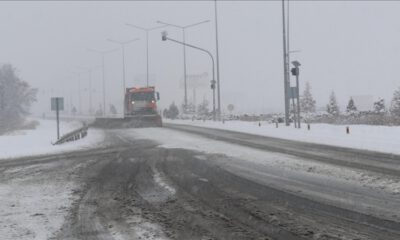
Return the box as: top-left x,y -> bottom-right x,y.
92,86 -> 162,128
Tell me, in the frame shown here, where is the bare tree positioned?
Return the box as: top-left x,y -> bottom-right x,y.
0,64 -> 37,133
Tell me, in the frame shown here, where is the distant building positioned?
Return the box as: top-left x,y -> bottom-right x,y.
351,95 -> 374,111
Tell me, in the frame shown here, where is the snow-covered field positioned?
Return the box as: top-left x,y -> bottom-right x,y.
165,119 -> 400,155
0,118 -> 104,159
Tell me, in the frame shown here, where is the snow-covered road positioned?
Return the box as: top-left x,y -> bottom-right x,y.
1,123 -> 400,239
122,126 -> 400,222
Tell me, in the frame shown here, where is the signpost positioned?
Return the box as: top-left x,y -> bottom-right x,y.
51,97 -> 64,139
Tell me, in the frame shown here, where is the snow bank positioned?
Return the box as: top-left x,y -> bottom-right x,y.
165,119 -> 400,155
0,118 -> 104,159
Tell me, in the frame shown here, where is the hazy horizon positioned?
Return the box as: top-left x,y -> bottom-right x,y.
1,1 -> 399,115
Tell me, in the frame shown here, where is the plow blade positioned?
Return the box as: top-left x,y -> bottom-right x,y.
91,115 -> 162,129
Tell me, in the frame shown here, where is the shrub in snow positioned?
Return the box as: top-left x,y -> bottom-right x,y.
109,104 -> 117,115
390,87 -> 400,117
300,82 -> 316,113
373,98 -> 386,114
164,102 -> 179,119
72,106 -> 78,116
182,101 -> 196,114
0,64 -> 37,134
197,99 -> 210,117
326,91 -> 340,116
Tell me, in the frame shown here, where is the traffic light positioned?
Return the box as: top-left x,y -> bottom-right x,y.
161,31 -> 168,41
291,67 -> 299,76
210,80 -> 216,89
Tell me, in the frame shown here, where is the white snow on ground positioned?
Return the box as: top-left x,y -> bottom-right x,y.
164,119 -> 400,155
123,128 -> 400,196
153,168 -> 176,195
129,219 -> 169,240
0,118 -> 104,159
0,159 -> 87,240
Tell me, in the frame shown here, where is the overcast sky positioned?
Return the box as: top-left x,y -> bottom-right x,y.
1,1 -> 400,115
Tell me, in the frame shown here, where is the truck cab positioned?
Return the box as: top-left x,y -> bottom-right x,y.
125,86 -> 160,116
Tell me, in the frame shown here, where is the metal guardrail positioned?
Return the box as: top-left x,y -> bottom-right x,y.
53,125 -> 89,145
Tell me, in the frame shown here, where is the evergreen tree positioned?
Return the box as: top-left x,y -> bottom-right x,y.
373,98 -> 385,114
167,102 -> 179,119
390,87 -> 400,116
71,106 -> 77,116
300,82 -> 316,113
326,91 -> 340,116
0,64 -> 37,132
346,97 -> 357,113
197,99 -> 210,117
109,104 -> 117,115
162,109 -> 168,118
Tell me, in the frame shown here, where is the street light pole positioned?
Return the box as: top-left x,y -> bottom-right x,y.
182,28 -> 187,112
162,31 -> 216,121
146,30 -> 149,86
87,48 -> 118,116
156,20 -> 210,113
126,23 -> 167,87
76,67 -> 94,114
71,72 -> 82,115
108,38 -> 140,115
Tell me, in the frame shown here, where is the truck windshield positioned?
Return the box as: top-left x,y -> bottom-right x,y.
131,92 -> 154,101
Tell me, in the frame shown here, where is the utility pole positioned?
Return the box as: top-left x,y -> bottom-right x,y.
214,0 -> 222,119
282,0 -> 290,126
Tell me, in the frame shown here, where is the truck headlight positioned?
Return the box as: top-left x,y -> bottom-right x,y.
131,101 -> 135,104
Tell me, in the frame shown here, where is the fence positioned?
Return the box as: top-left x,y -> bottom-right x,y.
53,125 -> 89,145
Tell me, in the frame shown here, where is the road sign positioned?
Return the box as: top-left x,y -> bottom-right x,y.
51,97 -> 64,140
51,97 -> 64,111
180,72 -> 208,89
289,87 -> 298,99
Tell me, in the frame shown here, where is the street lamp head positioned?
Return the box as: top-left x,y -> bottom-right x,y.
161,31 -> 168,41
292,60 -> 301,67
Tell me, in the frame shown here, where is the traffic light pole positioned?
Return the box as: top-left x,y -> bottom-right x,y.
56,99 -> 60,140
296,70 -> 301,128
291,62 -> 301,128
162,33 -> 216,121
